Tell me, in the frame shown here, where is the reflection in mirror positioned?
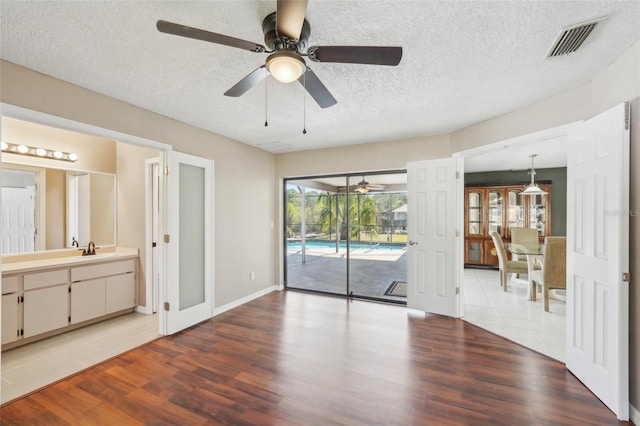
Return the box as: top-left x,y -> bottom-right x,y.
1,168 -> 38,253
1,163 -> 116,254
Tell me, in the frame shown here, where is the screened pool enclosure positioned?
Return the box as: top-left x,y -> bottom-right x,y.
284,172 -> 408,303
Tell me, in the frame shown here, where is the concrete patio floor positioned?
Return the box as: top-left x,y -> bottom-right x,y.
286,246 -> 407,303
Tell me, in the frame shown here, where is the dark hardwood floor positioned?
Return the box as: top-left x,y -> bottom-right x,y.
0,290 -> 629,425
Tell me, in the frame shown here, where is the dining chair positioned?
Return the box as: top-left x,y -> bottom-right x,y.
529,236 -> 566,312
489,231 -> 529,292
510,226 -> 543,291
510,227 -> 539,260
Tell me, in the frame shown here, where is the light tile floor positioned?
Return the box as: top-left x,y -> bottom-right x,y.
1,312 -> 159,404
462,268 -> 566,362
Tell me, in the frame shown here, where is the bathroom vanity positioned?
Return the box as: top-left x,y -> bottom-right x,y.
1,247 -> 138,350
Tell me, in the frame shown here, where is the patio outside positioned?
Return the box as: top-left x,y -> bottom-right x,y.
285,174 -> 408,303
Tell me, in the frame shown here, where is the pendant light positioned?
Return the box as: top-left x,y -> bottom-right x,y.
520,154 -> 548,196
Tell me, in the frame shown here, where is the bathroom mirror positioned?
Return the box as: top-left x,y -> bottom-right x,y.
1,163 -> 116,254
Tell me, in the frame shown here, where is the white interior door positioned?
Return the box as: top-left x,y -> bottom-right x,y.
1,186 -> 36,253
163,151 -> 214,335
407,158 -> 460,316
566,102 -> 629,420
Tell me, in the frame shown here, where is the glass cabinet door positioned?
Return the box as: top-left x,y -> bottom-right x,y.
507,189 -> 525,237
487,190 -> 503,235
467,190 -> 483,235
528,193 -> 548,236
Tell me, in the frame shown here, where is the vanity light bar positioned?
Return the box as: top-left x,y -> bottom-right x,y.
1,141 -> 78,162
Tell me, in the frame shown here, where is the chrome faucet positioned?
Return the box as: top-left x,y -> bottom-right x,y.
72,237 -> 79,248
82,241 -> 96,256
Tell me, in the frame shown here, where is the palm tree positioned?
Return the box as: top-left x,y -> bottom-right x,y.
316,191 -> 378,241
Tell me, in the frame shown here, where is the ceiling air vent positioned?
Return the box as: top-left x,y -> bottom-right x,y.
546,16 -> 607,58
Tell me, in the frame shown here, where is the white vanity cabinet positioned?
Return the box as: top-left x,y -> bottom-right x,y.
71,259 -> 136,324
23,268 -> 70,338
1,275 -> 20,345
1,249 -> 138,350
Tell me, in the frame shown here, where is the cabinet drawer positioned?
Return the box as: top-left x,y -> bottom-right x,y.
2,275 -> 19,294
24,269 -> 69,291
71,259 -> 136,282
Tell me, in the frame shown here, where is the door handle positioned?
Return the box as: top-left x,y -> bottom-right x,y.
409,240 -> 418,246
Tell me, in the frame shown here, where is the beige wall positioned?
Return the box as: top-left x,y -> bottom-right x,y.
45,168 -> 66,250
276,134 -> 451,177
115,142 -> 159,307
1,117 -> 117,174
1,59 -> 278,309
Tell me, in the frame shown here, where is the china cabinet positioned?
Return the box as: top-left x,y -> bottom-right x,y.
464,184 -> 551,266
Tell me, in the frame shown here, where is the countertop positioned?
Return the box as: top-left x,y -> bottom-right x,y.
1,247 -> 139,274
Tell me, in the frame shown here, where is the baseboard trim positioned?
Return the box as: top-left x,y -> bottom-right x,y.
213,285 -> 280,317
630,402 -> 639,425
134,305 -> 153,315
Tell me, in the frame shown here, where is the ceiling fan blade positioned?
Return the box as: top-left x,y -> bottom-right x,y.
298,68 -> 337,109
224,66 -> 268,97
157,20 -> 266,53
308,46 -> 402,66
276,0 -> 308,40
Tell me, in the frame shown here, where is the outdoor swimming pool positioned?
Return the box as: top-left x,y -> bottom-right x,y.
287,240 -> 406,251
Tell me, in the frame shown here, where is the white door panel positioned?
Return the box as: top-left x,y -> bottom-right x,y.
163,151 -> 214,335
407,158 -> 460,316
566,103 -> 629,420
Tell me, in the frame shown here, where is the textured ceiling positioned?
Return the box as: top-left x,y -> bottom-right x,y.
1,1 -> 639,155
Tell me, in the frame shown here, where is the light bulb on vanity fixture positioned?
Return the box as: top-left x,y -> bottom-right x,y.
1,142 -> 78,163
520,154 -> 548,196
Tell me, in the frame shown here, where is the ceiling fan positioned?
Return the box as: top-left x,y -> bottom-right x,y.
156,0 -> 403,108
352,176 -> 385,194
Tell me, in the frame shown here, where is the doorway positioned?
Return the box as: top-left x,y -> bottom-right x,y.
284,171 -> 408,303
0,106 -> 168,404
456,125 -> 570,361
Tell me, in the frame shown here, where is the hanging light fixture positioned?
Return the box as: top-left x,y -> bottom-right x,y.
520,154 -> 548,196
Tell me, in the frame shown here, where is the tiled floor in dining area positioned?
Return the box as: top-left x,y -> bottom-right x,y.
462,267 -> 566,362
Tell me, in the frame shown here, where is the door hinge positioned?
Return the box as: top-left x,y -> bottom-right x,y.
455,229 -> 460,237
456,287 -> 460,295
152,242 -> 157,248
164,234 -> 170,243
17,329 -> 20,337
456,171 -> 460,179
164,166 -> 170,176
622,272 -> 631,282
164,302 -> 170,311
68,316 -> 71,323
624,102 -> 630,130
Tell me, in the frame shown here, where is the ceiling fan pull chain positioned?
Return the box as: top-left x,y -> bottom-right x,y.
302,72 -> 307,134
264,76 -> 269,127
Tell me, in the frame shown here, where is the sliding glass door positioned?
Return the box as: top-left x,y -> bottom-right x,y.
284,172 -> 407,303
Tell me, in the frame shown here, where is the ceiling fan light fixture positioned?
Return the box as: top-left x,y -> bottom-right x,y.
266,51 -> 306,83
